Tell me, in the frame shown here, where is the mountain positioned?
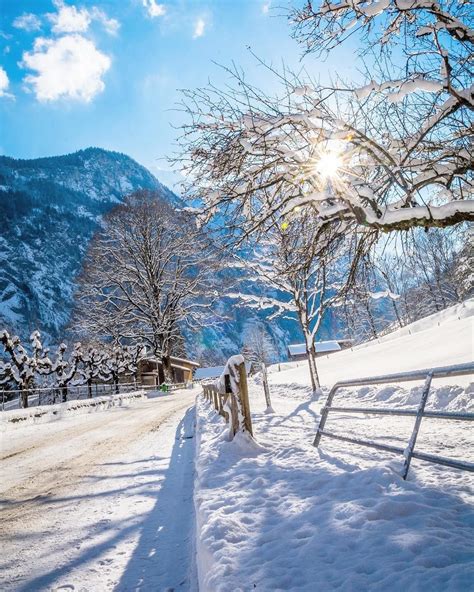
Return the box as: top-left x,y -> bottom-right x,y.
0,147 -> 342,363
0,148 -> 176,342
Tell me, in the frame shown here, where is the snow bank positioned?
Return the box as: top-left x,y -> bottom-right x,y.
267,300 -> 473,388
338,381 -> 474,413
194,307 -> 473,591
355,299 -> 473,349
0,390 -> 146,429
194,380 -> 473,591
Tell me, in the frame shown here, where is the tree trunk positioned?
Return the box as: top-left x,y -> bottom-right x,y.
304,336 -> 320,393
114,375 -> 119,394
162,354 -> 173,383
61,385 -> 67,403
21,388 -> 29,409
364,298 -> 378,339
87,381 -> 92,398
392,300 -> 403,328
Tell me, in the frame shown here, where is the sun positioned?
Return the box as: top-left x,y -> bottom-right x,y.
314,150 -> 343,180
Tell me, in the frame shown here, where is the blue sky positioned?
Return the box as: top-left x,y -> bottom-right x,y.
0,0 -> 357,188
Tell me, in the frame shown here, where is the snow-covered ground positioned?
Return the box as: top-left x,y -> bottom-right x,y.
194,302 -> 474,591
1,390 -> 198,592
0,390 -> 146,423
268,299 -> 473,386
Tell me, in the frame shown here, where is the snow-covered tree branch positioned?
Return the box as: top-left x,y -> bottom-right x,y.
175,0 -> 472,237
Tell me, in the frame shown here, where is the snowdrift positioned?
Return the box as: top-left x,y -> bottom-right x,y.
194,302 -> 473,591
0,390 -> 146,429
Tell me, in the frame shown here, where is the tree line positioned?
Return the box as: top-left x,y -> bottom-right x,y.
0,330 -> 146,408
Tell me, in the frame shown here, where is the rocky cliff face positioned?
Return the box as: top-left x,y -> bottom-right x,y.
0,148 -> 175,341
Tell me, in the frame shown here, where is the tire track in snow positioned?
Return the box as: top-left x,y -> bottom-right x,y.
0,396 -> 194,527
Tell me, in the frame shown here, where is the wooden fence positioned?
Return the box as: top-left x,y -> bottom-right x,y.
202,359 -> 253,440
314,362 -> 474,479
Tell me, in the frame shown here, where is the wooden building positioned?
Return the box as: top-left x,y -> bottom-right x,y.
287,339 -> 353,362
138,356 -> 200,386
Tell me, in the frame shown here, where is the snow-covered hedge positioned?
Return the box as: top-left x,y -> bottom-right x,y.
0,390 -> 146,429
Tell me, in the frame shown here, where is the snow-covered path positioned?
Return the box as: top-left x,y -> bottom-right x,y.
1,390 -> 198,592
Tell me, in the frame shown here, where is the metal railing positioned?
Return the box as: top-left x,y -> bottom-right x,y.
313,362 -> 474,479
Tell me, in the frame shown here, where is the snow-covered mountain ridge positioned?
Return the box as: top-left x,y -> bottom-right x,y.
0,148 -> 175,341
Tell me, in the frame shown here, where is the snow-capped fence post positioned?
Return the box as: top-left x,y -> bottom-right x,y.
237,361 -> 253,437
213,388 -> 219,412
210,356 -> 254,440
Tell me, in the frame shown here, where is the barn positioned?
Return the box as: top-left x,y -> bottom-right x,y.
138,356 -> 200,386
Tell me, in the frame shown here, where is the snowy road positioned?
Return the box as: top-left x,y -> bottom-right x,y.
0,390 -> 198,592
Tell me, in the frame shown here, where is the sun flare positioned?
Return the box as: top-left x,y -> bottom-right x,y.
314,151 -> 343,180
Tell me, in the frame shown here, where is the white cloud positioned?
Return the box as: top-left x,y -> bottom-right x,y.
262,2 -> 271,14
48,1 -> 91,34
0,66 -> 12,98
13,13 -> 42,32
46,1 -> 119,35
22,34 -> 111,102
91,8 -> 120,35
143,0 -> 166,18
193,17 -> 206,39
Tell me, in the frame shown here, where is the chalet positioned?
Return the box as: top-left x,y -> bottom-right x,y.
138,356 -> 200,386
287,339 -> 352,362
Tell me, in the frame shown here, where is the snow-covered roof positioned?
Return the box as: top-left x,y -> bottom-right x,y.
288,341 -> 342,357
142,356 -> 199,369
194,361 -> 252,381
194,366 -> 225,380
171,363 -> 195,372
170,356 -> 200,368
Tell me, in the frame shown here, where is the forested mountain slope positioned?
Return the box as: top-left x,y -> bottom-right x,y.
0,148 -> 173,341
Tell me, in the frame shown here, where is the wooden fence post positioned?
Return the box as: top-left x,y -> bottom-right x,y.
401,371 -> 433,480
213,386 -> 219,412
229,392 -> 239,438
261,363 -> 273,411
238,361 -> 253,436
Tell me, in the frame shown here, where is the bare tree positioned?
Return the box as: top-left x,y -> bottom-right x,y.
372,226 -> 470,326
100,344 -> 131,394
76,344 -> 107,398
174,53 -> 472,244
228,214 -> 349,393
0,331 -> 51,408
74,190 -> 219,382
242,323 -> 278,370
50,342 -> 83,402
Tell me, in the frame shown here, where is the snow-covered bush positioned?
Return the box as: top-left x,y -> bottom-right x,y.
0,330 -> 52,408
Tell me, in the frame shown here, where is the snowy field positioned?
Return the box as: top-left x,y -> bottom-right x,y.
1,390 -> 198,592
195,302 -> 474,591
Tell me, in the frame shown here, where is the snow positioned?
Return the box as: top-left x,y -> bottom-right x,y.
0,390 -> 146,428
195,366 -> 226,380
1,389 -> 198,592
367,201 -> 474,228
194,302 -> 474,591
288,340 -> 342,356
